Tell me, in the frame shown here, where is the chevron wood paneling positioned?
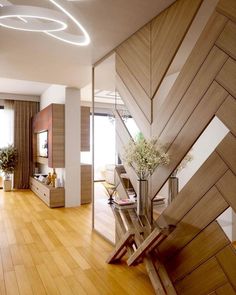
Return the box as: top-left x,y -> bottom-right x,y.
216,245 -> 236,290
215,283 -> 236,295
216,170 -> 236,212
166,222 -> 230,282
157,48 -> 228,147
174,258 -> 228,295
217,0 -> 236,22
157,187 -> 229,258
152,11 -> 227,137
216,132 -> 236,175
110,0 -> 236,292
116,75 -> 151,139
116,23 -> 151,97
216,21 -> 236,59
150,82 -> 228,197
216,95 -> 236,136
216,58 -> 236,98
151,0 -> 203,97
116,54 -> 152,123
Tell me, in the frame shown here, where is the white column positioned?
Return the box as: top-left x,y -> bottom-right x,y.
65,87 -> 81,207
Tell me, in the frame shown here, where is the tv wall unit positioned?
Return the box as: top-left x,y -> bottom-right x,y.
31,104 -> 65,207
30,177 -> 65,208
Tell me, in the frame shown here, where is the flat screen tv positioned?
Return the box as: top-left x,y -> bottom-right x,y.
37,131 -> 48,158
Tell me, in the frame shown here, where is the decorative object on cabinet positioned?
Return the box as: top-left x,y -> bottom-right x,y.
30,176 -> 64,208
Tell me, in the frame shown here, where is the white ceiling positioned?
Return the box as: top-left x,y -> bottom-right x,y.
0,77 -> 50,95
0,0 -> 175,90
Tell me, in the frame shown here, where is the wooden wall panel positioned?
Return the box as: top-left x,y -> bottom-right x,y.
174,258 -> 228,295
151,0 -> 203,97
216,132 -> 236,175
216,58 -> 236,98
157,187 -> 229,258
116,54 -> 152,123
116,75 -> 151,139
216,245 -> 236,290
157,152 -> 228,227
216,170 -> 236,212
216,21 -> 236,59
116,23 -> 151,97
166,222 -> 230,282
152,12 -> 227,137
157,48 -> 228,147
81,106 -> 90,152
217,0 -> 236,22
215,283 -> 236,295
216,96 -> 236,137
151,81 -> 228,198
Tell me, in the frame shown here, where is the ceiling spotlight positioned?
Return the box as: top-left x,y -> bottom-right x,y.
0,0 -> 90,46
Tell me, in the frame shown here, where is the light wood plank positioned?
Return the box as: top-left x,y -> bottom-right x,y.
36,264 -> 60,295
153,12 -> 227,137
216,132 -> 236,175
216,245 -> 236,290
116,23 -> 151,97
158,47 -> 228,148
216,21 -> 236,59
116,54 -> 152,123
116,74 -> 151,139
216,170 -> 236,212
174,258 -> 228,295
216,58 -> 236,98
151,81 -> 228,198
15,265 -> 33,295
217,0 -> 236,22
151,0 -> 203,97
4,271 -> 20,295
158,185 -> 229,257
216,283 -> 236,295
157,152 -> 228,227
166,222 -> 230,282
216,95 -> 236,137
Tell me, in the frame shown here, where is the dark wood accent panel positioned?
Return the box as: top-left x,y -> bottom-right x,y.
166,222 -> 230,282
81,164 -> 92,204
216,245 -> 236,290
81,106 -> 90,152
174,258 -> 228,295
216,21 -> 236,59
216,170 -> 236,212
32,104 -> 65,168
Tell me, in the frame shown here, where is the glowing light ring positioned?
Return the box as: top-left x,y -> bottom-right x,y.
46,0 -> 90,46
0,1 -> 90,46
0,5 -> 68,32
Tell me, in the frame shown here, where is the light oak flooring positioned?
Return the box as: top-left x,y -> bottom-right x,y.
0,189 -> 155,295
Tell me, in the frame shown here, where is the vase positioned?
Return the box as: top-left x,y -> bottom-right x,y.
3,173 -> 12,192
168,176 -> 179,205
137,179 -> 148,216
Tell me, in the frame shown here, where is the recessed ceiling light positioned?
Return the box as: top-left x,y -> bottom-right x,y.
0,0 -> 90,46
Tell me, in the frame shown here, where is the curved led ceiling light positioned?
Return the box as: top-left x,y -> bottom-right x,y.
0,0 -> 90,46
0,5 -> 67,32
47,0 -> 90,46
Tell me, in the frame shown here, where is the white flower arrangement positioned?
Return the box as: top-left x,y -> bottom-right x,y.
123,136 -> 169,180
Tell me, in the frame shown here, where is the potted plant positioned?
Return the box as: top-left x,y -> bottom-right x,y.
0,145 -> 17,191
123,135 -> 169,215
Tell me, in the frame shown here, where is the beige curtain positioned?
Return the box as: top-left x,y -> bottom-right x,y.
14,101 -> 39,189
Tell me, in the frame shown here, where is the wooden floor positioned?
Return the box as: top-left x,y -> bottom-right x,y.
0,189 -> 155,295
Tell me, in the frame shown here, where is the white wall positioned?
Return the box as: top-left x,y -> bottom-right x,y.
40,85 -> 66,110
40,85 -> 81,207
65,88 -> 81,207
